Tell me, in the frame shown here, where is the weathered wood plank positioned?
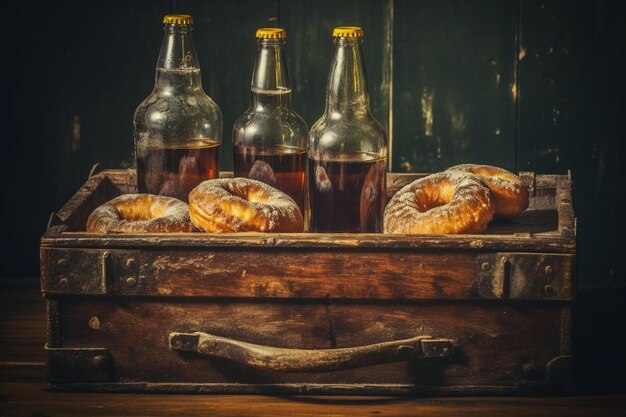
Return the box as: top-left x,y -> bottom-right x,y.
392,0 -> 518,172
41,233 -> 575,252
0,277 -> 46,365
40,248 -> 575,300
5,380 -> 625,415
42,170 -> 573,253
55,298 -> 566,389
556,175 -> 575,238
516,0 -> 625,286
53,173 -> 110,232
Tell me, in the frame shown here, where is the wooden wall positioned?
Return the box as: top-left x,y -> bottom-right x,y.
2,0 -> 624,285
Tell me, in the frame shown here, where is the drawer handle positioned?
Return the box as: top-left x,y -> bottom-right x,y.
169,332 -> 454,372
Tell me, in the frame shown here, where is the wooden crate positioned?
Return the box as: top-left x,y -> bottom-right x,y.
40,169 -> 575,395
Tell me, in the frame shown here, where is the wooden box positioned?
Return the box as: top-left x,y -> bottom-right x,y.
40,169 -> 576,395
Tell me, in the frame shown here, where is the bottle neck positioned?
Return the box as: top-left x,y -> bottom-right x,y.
325,37 -> 369,115
251,38 -> 292,109
154,23 -> 202,92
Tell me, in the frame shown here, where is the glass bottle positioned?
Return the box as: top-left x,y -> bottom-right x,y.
308,27 -> 387,233
233,28 -> 308,214
134,14 -> 222,202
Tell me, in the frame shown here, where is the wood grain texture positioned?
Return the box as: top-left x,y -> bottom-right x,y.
516,0 -> 626,286
0,277 -> 46,365
3,278 -> 626,414
55,297 -> 567,389
40,247 -> 575,300
41,170 -> 574,255
3,380 -> 626,417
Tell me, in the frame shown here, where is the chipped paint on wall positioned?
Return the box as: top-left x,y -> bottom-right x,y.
421,87 -> 434,137
450,110 -> 465,133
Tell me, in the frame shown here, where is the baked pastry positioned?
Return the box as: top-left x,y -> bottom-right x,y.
446,164 -> 529,217
86,194 -> 195,233
383,172 -> 495,234
189,178 -> 303,233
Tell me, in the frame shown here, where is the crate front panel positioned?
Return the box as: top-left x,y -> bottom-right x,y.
53,297 -> 567,389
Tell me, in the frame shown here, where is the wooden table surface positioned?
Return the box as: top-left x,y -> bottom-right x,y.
2,276 -> 625,417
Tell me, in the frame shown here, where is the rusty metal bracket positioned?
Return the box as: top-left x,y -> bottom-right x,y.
476,253 -> 574,300
46,345 -> 112,383
420,339 -> 455,358
41,248 -> 139,295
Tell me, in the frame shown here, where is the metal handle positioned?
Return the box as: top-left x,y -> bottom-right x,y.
169,331 -> 454,372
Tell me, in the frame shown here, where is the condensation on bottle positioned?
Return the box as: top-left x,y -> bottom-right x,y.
233,28 -> 308,217
308,26 -> 388,233
134,14 -> 223,202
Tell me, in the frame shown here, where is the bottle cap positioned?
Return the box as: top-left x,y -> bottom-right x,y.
162,14 -> 193,25
256,28 -> 287,39
332,26 -> 364,38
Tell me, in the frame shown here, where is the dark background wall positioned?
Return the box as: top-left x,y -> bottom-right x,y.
1,0 -> 626,395
1,0 -> 624,289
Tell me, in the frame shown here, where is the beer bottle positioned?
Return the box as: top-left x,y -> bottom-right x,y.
134,14 -> 222,202
308,27 -> 387,232
233,28 -> 308,214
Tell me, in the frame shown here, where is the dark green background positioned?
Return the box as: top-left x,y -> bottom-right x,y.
2,0 -> 624,287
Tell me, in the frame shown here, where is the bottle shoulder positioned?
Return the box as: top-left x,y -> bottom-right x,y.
233,107 -> 308,148
310,112 -> 386,139
234,106 -> 308,131
309,111 -> 387,157
134,90 -> 222,124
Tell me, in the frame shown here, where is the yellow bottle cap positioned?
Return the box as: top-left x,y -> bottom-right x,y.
256,28 -> 287,39
162,14 -> 193,25
332,26 -> 364,38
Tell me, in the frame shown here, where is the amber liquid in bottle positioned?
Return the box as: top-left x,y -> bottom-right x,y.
234,147 -> 307,212
136,139 -> 219,202
134,16 -> 222,203
308,28 -> 387,232
309,153 -> 386,232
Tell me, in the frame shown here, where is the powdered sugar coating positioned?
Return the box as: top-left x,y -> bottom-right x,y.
384,172 -> 496,234
86,194 -> 194,233
446,164 -> 529,217
189,178 -> 303,233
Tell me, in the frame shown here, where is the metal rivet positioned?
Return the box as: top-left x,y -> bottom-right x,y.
89,316 -> 100,330
126,258 -> 136,268
92,354 -> 106,368
481,262 -> 491,271
544,265 -> 554,275
523,361 -> 540,380
442,347 -> 450,355
57,258 -> 68,267
126,277 -> 137,287
545,285 -> 555,296
59,277 -> 69,287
